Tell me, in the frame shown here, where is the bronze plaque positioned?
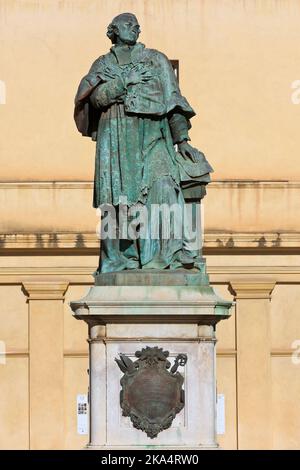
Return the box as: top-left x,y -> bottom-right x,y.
115,346 -> 187,438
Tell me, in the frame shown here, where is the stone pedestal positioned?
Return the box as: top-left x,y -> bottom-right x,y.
70,271 -> 231,449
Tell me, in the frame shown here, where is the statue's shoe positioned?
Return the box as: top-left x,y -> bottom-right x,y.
125,259 -> 140,270
141,257 -> 170,270
174,250 -> 195,265
97,254 -> 139,273
99,258 -> 129,273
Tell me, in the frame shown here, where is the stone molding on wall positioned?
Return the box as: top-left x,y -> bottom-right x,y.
1,231 -> 300,251
1,180 -> 299,239
229,280 -> 276,299
4,348 -> 297,358
1,181 -> 300,190
0,265 -> 298,284
22,281 -> 69,300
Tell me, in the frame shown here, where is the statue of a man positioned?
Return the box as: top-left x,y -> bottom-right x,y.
74,13 -> 212,273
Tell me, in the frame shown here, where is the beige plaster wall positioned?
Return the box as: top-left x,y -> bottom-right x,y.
0,0 -> 300,181
0,0 -> 299,451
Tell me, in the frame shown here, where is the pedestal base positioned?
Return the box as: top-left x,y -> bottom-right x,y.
70,279 -> 232,449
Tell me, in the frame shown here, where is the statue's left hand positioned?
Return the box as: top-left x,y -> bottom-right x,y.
178,141 -> 199,163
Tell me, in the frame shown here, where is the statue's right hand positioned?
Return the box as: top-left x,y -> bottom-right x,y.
125,66 -> 153,87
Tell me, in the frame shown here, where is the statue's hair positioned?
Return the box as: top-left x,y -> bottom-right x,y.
106,13 -> 139,44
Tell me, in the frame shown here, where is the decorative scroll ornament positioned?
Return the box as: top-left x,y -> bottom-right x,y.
115,346 -> 187,439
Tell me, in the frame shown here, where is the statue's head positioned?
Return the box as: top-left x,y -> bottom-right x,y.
107,13 -> 141,45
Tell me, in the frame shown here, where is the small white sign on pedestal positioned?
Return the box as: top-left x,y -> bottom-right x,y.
77,394 -> 88,435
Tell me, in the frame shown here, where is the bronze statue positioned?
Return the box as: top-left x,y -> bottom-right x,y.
74,13 -> 212,273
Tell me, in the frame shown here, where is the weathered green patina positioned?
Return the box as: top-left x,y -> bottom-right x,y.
74,13 -> 213,274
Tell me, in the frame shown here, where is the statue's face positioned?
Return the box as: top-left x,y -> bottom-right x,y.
115,15 -> 140,45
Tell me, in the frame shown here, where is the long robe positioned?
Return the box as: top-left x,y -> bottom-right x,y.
74,43 -> 205,271
75,43 -> 195,207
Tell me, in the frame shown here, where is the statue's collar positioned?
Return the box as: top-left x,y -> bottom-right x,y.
110,42 -> 145,65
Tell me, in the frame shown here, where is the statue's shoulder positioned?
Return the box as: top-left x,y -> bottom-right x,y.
89,54 -> 107,73
143,48 -> 171,64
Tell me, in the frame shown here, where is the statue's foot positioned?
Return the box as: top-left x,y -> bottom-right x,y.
98,258 -> 128,273
96,256 -> 139,273
141,257 -> 169,270
169,250 -> 204,270
193,257 -> 206,272
171,250 -> 194,267
125,259 -> 139,270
